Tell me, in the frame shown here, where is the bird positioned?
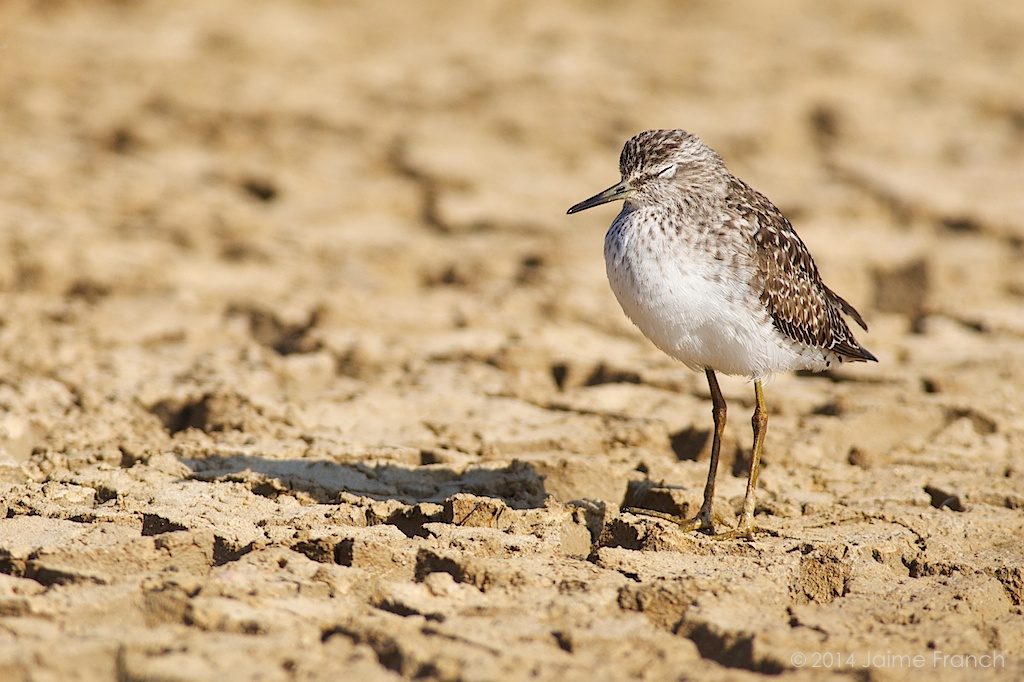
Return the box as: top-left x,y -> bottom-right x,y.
567,129 -> 876,538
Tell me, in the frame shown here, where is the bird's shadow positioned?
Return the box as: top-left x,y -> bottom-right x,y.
177,453 -> 549,513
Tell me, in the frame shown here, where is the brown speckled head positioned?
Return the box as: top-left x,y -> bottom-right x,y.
568,129 -> 729,216
618,129 -> 724,178
613,129 -> 730,212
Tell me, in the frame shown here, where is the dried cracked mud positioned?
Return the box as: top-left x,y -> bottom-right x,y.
1,1 -> 1023,680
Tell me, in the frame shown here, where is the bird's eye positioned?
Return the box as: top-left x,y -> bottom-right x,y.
658,165 -> 677,179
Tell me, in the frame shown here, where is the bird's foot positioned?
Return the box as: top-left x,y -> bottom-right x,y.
625,507 -> 768,540
709,516 -> 765,541
622,507 -> 716,534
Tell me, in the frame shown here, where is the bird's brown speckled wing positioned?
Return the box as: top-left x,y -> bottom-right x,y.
725,179 -> 876,362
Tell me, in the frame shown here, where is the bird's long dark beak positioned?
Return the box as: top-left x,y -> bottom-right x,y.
566,180 -> 631,214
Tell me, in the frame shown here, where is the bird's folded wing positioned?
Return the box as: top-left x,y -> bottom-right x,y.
726,180 -> 873,361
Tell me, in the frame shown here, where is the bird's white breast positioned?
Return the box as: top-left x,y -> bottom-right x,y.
603,209 -> 823,378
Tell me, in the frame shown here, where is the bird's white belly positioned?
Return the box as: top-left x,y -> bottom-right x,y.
604,222 -> 812,378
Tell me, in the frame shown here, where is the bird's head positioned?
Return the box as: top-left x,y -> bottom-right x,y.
567,129 -> 728,215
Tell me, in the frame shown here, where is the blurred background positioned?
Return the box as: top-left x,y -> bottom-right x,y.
1,0 -> 1022,461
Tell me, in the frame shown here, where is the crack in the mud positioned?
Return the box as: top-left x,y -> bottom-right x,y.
387,138 -> 450,234
684,622 -> 785,675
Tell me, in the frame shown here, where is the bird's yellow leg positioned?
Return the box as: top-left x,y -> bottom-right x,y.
713,379 -> 767,540
626,369 -> 726,533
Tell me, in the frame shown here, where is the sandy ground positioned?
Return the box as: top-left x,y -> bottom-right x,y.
1,1 -> 1023,680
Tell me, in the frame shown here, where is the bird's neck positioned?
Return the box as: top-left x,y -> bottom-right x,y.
673,180 -> 728,225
